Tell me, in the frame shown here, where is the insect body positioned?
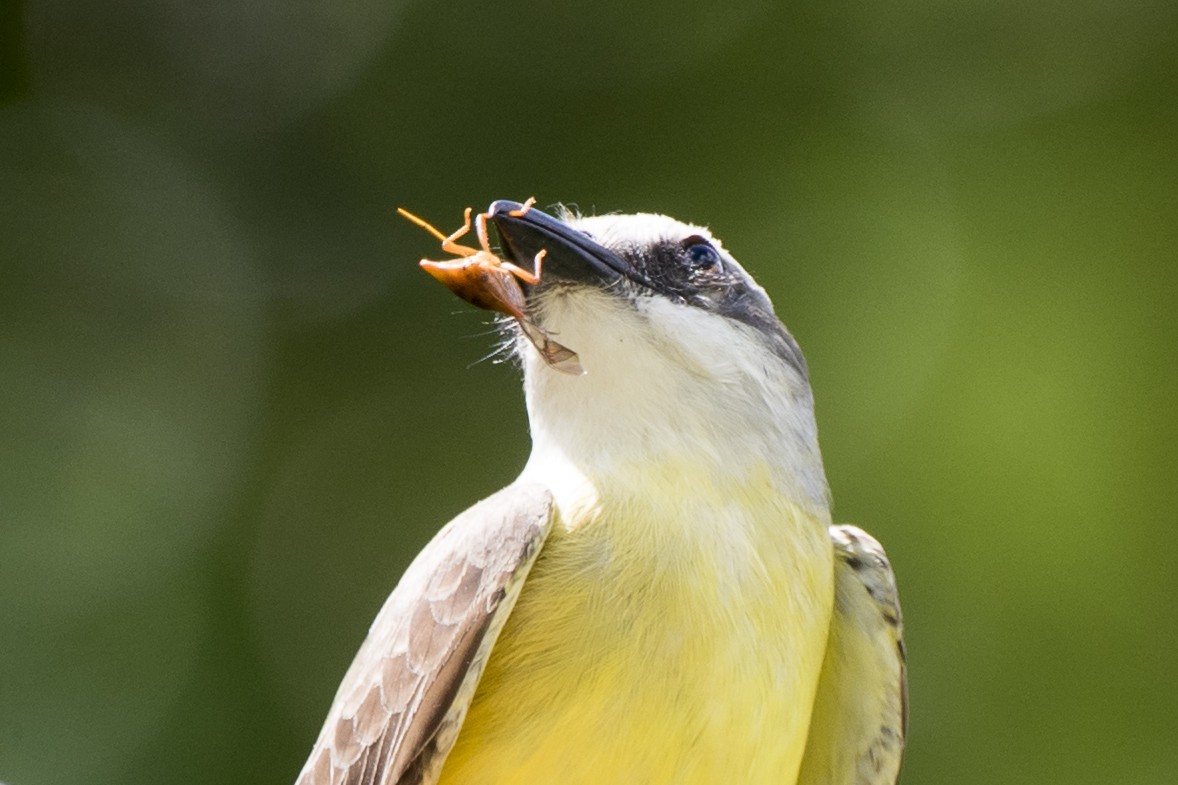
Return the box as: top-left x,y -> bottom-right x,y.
399,200 -> 584,375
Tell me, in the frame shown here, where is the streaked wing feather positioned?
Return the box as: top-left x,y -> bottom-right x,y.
295,483 -> 555,785
798,524 -> 907,785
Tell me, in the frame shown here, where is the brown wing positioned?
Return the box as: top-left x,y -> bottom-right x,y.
295,483 -> 555,785
798,525 -> 907,785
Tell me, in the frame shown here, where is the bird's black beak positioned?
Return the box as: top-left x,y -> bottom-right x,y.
489,200 -> 650,290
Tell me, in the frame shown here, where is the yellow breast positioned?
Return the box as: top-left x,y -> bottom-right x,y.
438,465 -> 833,785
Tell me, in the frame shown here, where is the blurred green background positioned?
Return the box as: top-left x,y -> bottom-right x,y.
2,1 -> 1176,783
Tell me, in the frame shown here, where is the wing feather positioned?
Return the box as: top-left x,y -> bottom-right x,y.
798,524 -> 907,785
294,483 -> 555,785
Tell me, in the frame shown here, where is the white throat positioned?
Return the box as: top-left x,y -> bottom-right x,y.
515,287 -> 831,521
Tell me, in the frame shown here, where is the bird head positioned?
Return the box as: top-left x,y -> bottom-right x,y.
489,200 -> 829,511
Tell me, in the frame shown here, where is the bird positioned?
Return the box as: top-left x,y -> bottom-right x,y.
293,200 -> 907,785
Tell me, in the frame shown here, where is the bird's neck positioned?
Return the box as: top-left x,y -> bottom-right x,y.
518,355 -> 831,526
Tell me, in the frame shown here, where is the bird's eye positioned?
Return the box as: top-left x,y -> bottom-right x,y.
682,236 -> 722,271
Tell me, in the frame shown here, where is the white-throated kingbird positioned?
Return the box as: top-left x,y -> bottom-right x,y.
294,200 -> 906,785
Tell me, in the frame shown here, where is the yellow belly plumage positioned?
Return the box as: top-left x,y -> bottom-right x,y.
437,465 -> 834,785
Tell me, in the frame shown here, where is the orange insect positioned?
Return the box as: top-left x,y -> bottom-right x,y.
398,199 -> 584,375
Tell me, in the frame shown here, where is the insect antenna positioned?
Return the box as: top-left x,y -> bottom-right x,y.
396,207 -> 449,242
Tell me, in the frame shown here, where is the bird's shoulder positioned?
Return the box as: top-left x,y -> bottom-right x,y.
798,523 -> 907,785
295,482 -> 555,785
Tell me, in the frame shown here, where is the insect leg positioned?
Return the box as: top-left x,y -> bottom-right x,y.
498,249 -> 545,285
474,210 -> 496,256
439,208 -> 478,257
507,197 -> 537,217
